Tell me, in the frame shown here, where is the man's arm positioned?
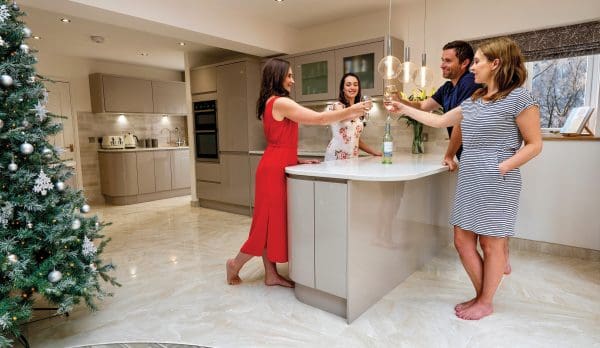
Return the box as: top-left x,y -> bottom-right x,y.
399,97 -> 441,112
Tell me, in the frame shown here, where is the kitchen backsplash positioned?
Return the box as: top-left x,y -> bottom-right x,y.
77,112 -> 188,204
298,101 -> 450,155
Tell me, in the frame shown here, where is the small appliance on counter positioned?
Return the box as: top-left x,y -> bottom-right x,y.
101,135 -> 125,149
124,132 -> 138,148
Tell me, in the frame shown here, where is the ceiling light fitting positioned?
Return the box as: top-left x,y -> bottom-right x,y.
90,35 -> 105,44
60,18 -> 71,23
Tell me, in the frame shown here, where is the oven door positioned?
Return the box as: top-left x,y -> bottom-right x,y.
195,130 -> 219,159
195,110 -> 217,131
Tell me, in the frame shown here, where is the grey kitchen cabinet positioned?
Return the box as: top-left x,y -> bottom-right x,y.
152,80 -> 187,115
136,151 -> 156,194
219,153 -> 250,206
217,62 -> 249,152
190,66 -> 217,94
170,149 -> 191,190
90,74 -> 154,113
293,50 -> 336,102
154,150 -> 172,192
98,152 -> 138,196
196,161 -> 221,202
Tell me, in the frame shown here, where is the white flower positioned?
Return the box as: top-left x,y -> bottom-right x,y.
82,236 -> 97,257
32,101 -> 47,121
0,5 -> 10,23
33,170 -> 53,194
0,202 -> 14,227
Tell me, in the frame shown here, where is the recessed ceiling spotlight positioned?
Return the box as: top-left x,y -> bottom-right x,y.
274,0 -> 284,2
90,35 -> 105,44
60,18 -> 71,23
33,36 -> 41,40
178,42 -> 185,46
138,52 -> 149,56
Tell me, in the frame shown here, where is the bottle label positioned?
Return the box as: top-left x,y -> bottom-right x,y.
383,141 -> 393,153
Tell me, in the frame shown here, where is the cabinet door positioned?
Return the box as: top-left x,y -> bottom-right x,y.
190,66 -> 217,94
152,80 -> 187,115
136,151 -> 156,194
98,152 -> 138,196
287,178 -> 315,288
294,51 -> 336,102
220,153 -> 250,206
102,75 -> 154,113
217,62 -> 249,152
154,150 -> 172,192
196,161 -> 221,182
171,150 -> 191,189
335,41 -> 384,97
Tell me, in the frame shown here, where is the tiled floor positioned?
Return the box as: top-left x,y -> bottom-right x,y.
21,196 -> 600,348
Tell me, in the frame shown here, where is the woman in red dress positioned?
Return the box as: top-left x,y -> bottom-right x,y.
226,58 -> 370,287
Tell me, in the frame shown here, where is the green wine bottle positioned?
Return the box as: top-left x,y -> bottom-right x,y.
382,116 -> 393,164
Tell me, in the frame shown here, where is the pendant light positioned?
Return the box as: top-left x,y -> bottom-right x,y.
399,14 -> 416,84
377,0 -> 401,80
412,0 -> 433,88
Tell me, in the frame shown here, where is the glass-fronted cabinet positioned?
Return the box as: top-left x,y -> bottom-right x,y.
294,51 -> 336,102
334,41 -> 386,97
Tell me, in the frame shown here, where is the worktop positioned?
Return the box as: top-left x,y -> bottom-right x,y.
98,146 -> 189,153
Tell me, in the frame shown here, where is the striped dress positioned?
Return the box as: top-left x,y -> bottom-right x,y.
449,87 -> 538,237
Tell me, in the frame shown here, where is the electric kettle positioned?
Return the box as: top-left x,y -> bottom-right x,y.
124,132 -> 137,148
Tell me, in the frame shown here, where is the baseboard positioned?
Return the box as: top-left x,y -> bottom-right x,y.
197,199 -> 251,216
509,237 -> 599,261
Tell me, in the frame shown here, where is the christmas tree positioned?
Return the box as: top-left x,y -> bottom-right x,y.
0,1 -> 118,346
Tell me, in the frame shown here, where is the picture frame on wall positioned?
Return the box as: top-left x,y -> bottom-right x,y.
560,106 -> 595,135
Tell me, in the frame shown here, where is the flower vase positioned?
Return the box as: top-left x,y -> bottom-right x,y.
411,122 -> 424,154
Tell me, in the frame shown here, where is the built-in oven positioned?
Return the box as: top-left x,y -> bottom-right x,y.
193,98 -> 218,160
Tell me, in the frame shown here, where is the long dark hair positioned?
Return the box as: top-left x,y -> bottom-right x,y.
471,37 -> 527,102
338,73 -> 362,107
257,58 -> 291,119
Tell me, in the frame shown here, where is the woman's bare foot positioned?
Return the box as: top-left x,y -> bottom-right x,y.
226,259 -> 242,285
455,297 -> 477,312
504,261 -> 512,275
456,301 -> 493,320
265,273 -> 295,288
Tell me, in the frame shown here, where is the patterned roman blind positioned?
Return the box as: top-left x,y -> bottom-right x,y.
469,21 -> 600,61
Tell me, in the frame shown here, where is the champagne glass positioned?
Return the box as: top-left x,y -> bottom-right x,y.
361,95 -> 372,121
383,93 -> 395,121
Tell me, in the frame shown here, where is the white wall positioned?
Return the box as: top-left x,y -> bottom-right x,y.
296,0 -> 600,250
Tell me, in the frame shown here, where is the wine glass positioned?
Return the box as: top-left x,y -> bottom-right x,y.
383,93 -> 395,120
361,95 -> 372,121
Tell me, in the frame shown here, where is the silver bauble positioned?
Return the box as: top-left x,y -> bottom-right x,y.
22,27 -> 32,38
80,204 -> 90,213
26,222 -> 33,229
20,142 -> 33,154
21,119 -> 29,128
0,119 -> 3,129
94,222 -> 100,229
19,44 -> 29,53
41,190 -> 47,196
7,254 -> 18,264
71,218 -> 81,230
89,263 -> 97,271
48,270 -> 62,283
8,162 -> 17,172
55,181 -> 66,191
42,147 -> 53,158
19,142 -> 33,155
12,1 -> 20,11
28,75 -> 35,84
1,75 -> 13,87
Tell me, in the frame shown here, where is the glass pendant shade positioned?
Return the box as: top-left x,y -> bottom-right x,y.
377,54 -> 402,80
412,53 -> 433,88
399,47 -> 416,84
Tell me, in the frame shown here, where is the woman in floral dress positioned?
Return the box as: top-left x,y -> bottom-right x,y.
325,73 -> 381,161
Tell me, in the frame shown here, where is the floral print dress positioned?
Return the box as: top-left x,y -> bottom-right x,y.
324,117 -> 365,161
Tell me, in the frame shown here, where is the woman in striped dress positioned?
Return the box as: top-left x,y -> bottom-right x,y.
387,37 -> 542,320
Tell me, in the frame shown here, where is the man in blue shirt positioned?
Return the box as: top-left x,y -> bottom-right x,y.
399,40 -> 481,169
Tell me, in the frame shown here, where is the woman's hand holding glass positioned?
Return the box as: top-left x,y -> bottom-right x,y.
361,95 -> 372,121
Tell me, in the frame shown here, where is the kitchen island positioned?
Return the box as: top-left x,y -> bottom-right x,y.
285,153 -> 454,323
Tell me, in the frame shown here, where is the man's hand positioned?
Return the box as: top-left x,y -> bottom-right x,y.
442,156 -> 458,171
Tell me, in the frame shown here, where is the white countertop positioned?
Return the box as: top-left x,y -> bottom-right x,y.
285,153 -> 448,181
249,150 -> 325,157
98,146 -> 189,153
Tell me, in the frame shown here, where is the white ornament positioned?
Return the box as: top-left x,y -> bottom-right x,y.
82,236 -> 97,257
89,263 -> 97,271
26,222 -> 32,229
94,222 -> 100,229
0,36 -> 4,47
20,142 -> 33,154
28,75 -> 35,84
1,74 -> 13,87
0,119 -> 3,128
71,218 -> 81,230
42,147 -> 53,158
32,101 -> 47,121
0,202 -> 14,227
19,43 -> 28,53
7,254 -> 18,264
48,270 -> 62,283
0,5 -> 9,23
80,204 -> 90,213
55,181 -> 65,191
8,162 -> 17,172
33,169 -> 53,194
21,119 -> 29,128
41,89 -> 49,104
22,27 -> 32,38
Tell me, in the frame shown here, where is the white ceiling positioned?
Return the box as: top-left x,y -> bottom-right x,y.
19,0 -> 414,71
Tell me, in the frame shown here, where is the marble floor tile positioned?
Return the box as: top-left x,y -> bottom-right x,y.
18,196 -> 600,348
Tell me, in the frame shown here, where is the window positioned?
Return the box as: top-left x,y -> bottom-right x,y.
525,54 -> 599,131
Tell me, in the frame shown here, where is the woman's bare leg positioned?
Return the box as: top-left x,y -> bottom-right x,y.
262,250 -> 294,288
504,237 -> 511,275
226,252 -> 253,285
453,226 -> 483,312
457,235 -> 505,320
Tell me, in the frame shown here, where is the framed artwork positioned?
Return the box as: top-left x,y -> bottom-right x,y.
560,106 -> 594,135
